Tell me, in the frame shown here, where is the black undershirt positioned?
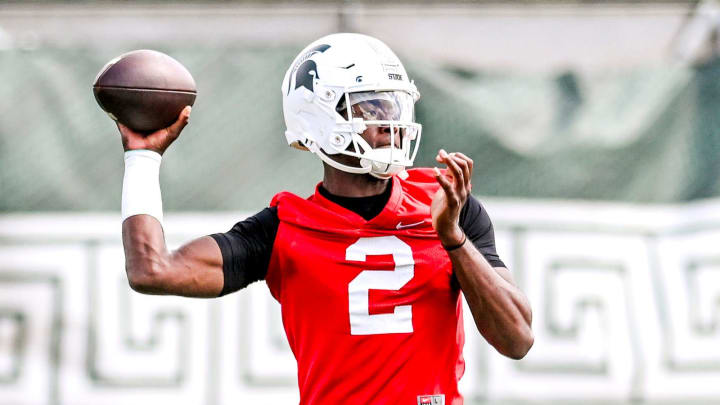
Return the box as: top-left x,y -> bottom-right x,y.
210,182 -> 505,297
317,183 -> 392,221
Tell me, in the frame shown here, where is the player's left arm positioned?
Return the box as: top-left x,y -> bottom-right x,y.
432,150 -> 534,360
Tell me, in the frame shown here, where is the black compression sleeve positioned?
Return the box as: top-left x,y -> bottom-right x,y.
210,207 -> 279,296
459,196 -> 506,268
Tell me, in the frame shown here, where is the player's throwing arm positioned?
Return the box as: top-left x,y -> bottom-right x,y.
95,51 -> 226,298
117,108 -> 226,297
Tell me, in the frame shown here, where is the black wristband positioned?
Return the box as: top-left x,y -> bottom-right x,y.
442,233 -> 467,251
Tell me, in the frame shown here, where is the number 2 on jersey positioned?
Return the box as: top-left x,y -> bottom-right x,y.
346,236 -> 415,335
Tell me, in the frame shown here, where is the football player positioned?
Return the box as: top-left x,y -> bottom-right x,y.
118,33 -> 533,404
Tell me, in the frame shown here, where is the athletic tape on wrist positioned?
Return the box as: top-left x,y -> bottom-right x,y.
121,150 -> 163,225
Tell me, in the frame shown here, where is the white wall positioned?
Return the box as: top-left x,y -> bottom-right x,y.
1,197 -> 720,404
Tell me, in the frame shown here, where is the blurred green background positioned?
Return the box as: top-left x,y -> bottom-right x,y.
2,0 -> 719,212
2,47 -> 719,211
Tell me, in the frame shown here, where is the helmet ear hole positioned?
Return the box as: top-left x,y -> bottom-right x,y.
330,133 -> 350,150
321,89 -> 336,101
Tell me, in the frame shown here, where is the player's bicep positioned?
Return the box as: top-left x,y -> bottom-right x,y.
164,235 -> 225,298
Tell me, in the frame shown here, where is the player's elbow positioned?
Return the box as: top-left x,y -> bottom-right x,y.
126,262 -> 170,294
127,273 -> 155,294
499,326 -> 534,360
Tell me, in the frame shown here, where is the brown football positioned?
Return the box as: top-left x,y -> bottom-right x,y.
93,50 -> 196,133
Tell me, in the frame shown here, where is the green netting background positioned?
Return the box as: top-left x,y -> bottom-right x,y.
2,45 -> 720,212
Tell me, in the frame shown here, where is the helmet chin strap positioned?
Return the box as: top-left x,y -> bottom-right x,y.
304,138 -> 407,179
306,140 -> 373,175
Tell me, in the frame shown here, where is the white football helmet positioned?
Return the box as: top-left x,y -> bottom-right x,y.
281,33 -> 422,179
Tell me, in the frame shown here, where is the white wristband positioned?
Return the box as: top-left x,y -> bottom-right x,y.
122,150 -> 163,225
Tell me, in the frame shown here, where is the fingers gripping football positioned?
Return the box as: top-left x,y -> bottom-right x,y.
118,106 -> 192,155
431,150 -> 474,246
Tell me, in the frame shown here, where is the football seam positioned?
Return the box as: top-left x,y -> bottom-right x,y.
93,86 -> 196,94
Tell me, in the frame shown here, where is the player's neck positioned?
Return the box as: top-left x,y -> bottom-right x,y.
322,165 -> 389,197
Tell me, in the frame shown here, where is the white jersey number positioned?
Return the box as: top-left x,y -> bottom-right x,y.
346,236 -> 415,335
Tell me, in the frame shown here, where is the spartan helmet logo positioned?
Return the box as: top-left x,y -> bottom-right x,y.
287,44 -> 331,95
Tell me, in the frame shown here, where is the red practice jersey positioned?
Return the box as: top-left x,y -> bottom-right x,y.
266,168 -> 465,405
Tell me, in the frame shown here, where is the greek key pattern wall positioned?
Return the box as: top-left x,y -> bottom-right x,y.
1,199 -> 719,404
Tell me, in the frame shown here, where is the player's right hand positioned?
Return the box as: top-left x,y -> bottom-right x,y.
117,106 -> 191,155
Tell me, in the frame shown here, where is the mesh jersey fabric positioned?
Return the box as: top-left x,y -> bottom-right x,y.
266,168 -> 469,405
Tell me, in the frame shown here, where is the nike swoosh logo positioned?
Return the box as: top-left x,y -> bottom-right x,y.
396,220 -> 425,230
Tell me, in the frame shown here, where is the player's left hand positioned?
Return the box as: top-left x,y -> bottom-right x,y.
431,149 -> 473,247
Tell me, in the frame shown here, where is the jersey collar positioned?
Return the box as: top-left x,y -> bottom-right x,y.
312,175 -> 404,228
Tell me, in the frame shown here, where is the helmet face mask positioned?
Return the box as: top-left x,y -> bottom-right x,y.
282,33 -> 422,179
331,90 -> 421,178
